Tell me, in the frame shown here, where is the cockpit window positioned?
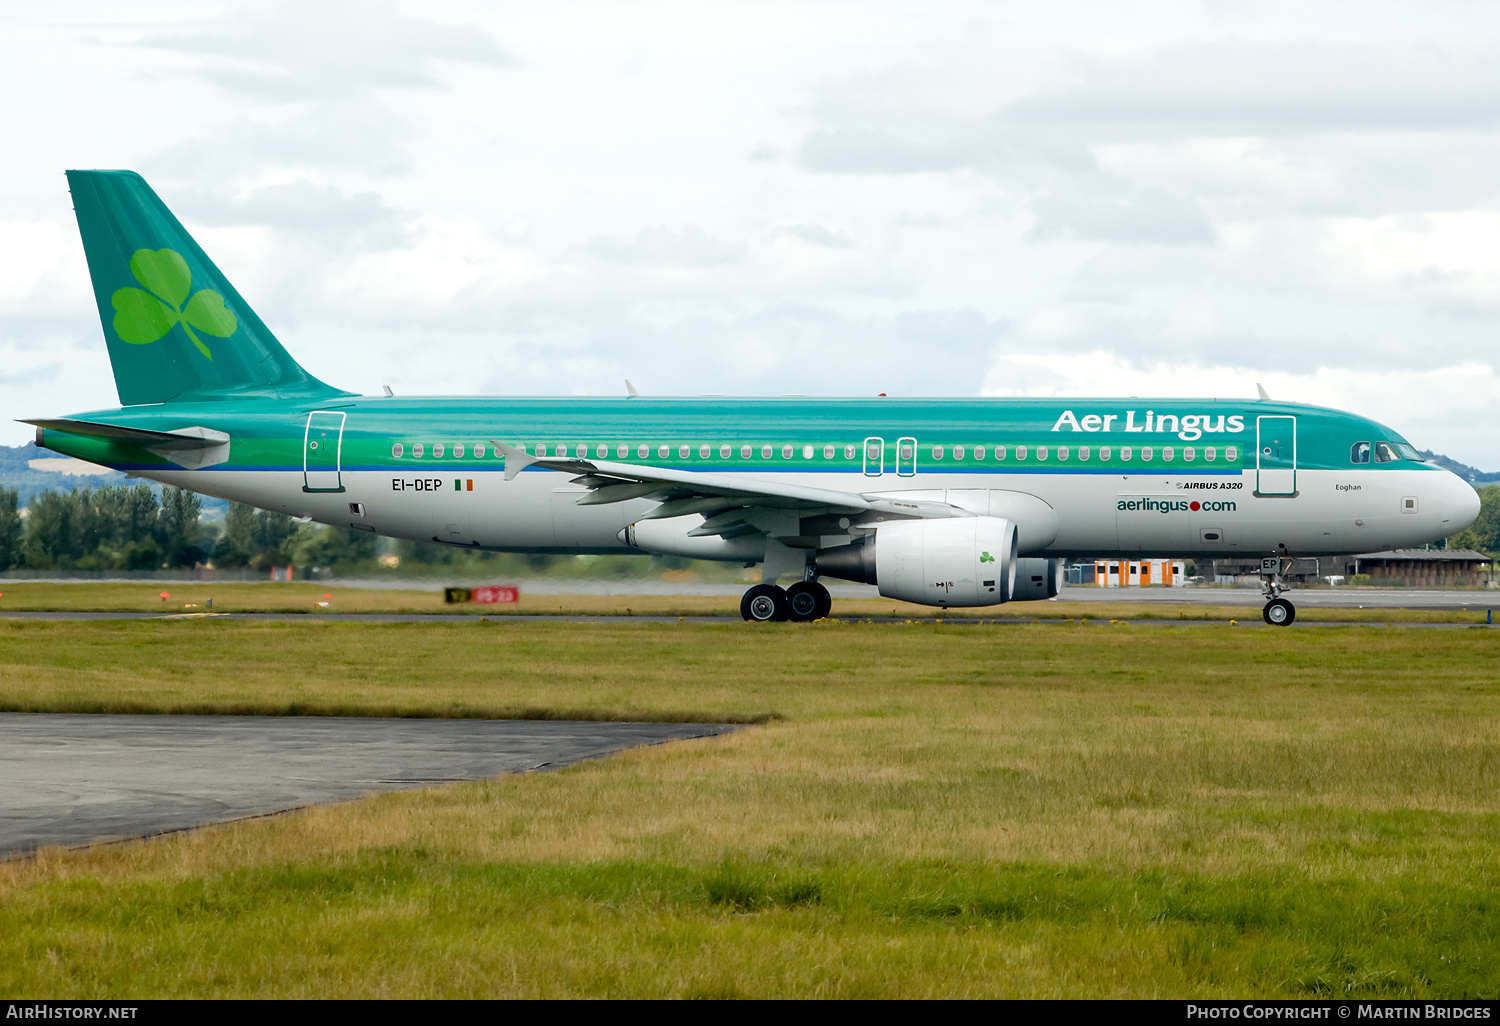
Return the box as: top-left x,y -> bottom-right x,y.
1374,441 -> 1400,463
1394,442 -> 1425,462
1350,441 -> 1371,464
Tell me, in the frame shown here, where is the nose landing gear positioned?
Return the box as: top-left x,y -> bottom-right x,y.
1260,556 -> 1296,626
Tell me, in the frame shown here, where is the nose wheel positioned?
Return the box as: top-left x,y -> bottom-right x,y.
1262,597 -> 1296,626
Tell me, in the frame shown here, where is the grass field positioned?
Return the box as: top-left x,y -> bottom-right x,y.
1,618 -> 1498,997
0,579 -> 1490,622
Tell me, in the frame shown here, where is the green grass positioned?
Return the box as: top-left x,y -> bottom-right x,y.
2,619 -> 1499,997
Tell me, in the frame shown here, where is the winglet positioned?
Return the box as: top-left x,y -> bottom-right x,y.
1256,383 -> 1271,400
491,440 -> 539,481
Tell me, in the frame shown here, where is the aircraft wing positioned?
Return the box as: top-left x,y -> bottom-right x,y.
490,441 -> 968,535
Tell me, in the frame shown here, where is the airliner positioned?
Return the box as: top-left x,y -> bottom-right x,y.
26,171 -> 1481,625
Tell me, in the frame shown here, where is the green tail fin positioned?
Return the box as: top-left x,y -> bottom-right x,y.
67,170 -> 351,406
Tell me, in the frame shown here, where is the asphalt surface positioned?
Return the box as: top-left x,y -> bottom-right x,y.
0,714 -> 738,859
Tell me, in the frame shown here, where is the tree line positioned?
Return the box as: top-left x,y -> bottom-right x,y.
0,484 -> 375,572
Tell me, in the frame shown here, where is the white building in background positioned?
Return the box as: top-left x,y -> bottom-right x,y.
1090,559 -> 1187,587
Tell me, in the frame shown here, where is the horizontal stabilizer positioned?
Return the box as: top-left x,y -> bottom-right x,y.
25,418 -> 231,470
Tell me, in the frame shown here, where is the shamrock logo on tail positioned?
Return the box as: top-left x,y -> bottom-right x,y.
111,249 -> 237,360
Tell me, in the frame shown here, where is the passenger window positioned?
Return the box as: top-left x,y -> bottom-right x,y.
824,444 -> 835,459
637,443 -> 649,458
1226,446 -> 1238,461
932,445 -> 944,460
1016,445 -> 1027,460
1058,446 -> 1068,460
1140,446 -> 1151,461
597,444 -> 609,458
680,444 -> 691,459
743,444 -> 753,459
763,444 -> 773,459
1079,445 -> 1089,460
433,443 -> 446,458
1099,446 -> 1111,460
454,443 -> 465,458
475,443 -> 486,458
659,444 -> 670,458
391,443 -> 404,458
1375,442 -> 1400,463
1351,441 -> 1371,464
618,444 -> 629,458
1162,447 -> 1173,461
954,445 -> 965,460
1037,446 -> 1048,460
975,446 -> 985,460
995,446 -> 1005,460
844,444 -> 855,459
783,444 -> 794,459
413,443 -> 425,458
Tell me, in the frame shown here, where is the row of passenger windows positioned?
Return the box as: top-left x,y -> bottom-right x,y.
388,441 -> 1240,462
928,443 -> 1238,463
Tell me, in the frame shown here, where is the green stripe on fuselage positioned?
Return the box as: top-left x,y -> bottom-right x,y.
37,396 -> 1435,476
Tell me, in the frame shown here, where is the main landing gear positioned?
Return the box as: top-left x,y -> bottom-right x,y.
1260,556 -> 1296,627
740,581 -> 832,622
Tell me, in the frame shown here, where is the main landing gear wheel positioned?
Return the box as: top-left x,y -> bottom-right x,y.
785,581 -> 832,622
741,584 -> 790,622
1263,598 -> 1296,627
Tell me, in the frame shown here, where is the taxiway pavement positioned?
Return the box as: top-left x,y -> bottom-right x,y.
0,714 -> 737,859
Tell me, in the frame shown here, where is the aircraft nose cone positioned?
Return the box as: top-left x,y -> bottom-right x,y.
1445,472 -> 1481,535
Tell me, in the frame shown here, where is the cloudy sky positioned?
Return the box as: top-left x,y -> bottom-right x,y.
3,1 -> 1500,466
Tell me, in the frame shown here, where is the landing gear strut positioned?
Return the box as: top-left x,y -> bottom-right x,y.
1260,556 -> 1296,627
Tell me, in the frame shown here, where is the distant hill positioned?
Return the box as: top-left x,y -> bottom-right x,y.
0,443 -> 226,513
0,442 -> 126,506
1420,451 -> 1500,486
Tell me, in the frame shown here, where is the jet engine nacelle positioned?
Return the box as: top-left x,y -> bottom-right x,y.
1010,558 -> 1064,601
816,516 -> 1017,607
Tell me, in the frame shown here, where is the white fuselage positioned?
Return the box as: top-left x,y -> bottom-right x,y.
145,462 -> 1476,560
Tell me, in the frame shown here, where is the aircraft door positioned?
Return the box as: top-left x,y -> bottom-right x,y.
863,436 -> 884,477
1256,416 -> 1297,496
303,411 -> 345,493
897,436 -> 917,477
